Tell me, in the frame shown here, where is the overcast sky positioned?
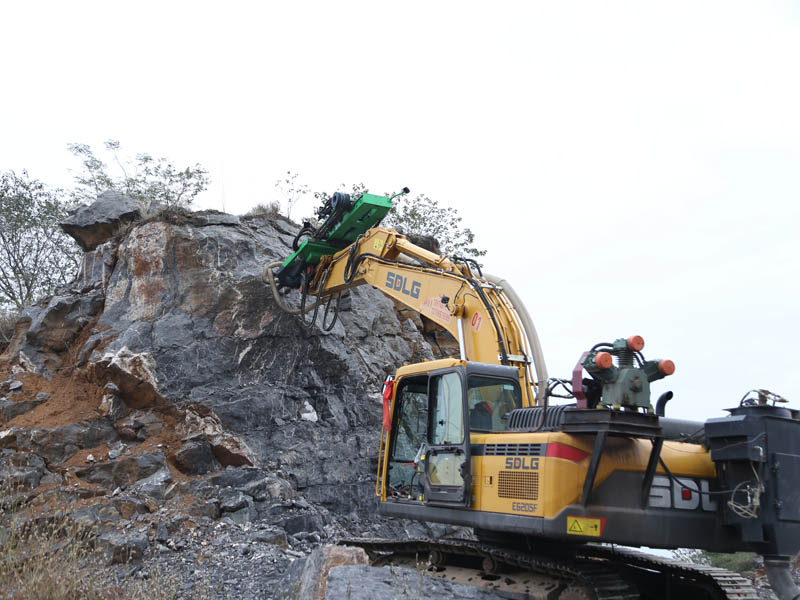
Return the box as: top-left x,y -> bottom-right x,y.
1,1 -> 798,422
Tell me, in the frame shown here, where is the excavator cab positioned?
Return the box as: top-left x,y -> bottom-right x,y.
380,359 -> 522,508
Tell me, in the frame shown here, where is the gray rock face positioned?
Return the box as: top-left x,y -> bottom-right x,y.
8,209 -> 435,525
60,190 -> 142,251
13,289 -> 105,371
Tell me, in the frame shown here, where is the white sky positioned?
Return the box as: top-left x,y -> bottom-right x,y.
1,1 -> 798,422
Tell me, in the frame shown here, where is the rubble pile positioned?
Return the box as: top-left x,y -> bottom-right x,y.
0,193 -> 475,599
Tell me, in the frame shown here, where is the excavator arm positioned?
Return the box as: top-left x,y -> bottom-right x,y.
316,228 -> 536,394
265,212 -> 544,406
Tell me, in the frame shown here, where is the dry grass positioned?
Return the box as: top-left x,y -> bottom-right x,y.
1,510 -> 112,599
243,202 -> 281,219
0,484 -> 181,600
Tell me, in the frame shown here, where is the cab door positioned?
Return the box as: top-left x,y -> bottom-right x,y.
422,369 -> 471,506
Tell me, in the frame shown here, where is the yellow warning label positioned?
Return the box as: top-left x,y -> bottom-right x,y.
373,239 -> 384,251
566,516 -> 604,537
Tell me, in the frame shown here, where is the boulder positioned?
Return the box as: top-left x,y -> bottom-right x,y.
177,407 -> 256,467
60,191 -> 142,251
218,488 -> 249,513
130,466 -> 172,501
226,501 -> 257,525
0,395 -> 46,423
4,419 -> 118,463
277,512 -> 325,536
69,503 -> 123,530
249,526 -> 288,548
206,466 -> 264,489
238,474 -> 293,501
98,383 -> 129,421
74,451 -> 167,488
175,494 -> 220,520
324,564 -> 507,600
0,449 -> 58,490
112,495 -> 151,518
89,348 -> 167,411
191,211 -> 240,227
275,545 -> 369,600
10,290 -> 105,371
115,410 -> 163,440
96,531 -> 148,565
172,439 -> 220,475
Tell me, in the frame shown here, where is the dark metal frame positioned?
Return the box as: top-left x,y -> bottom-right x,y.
559,409 -> 665,507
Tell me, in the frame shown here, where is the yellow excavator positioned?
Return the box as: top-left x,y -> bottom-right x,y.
265,189 -> 800,600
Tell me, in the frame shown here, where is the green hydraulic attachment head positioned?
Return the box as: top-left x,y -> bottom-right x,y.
578,336 -> 675,412
275,190 -> 398,289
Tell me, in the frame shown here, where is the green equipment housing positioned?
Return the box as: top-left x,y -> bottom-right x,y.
275,191 -> 393,289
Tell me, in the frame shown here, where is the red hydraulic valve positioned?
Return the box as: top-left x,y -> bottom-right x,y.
658,360 -> 675,376
594,352 -> 613,369
627,335 -> 645,351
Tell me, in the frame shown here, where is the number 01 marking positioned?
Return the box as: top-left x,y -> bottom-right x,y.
471,312 -> 483,332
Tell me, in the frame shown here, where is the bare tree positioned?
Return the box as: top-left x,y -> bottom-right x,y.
274,171 -> 310,221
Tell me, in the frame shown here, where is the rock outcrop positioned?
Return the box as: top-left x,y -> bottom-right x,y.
60,190 -> 142,251
0,195 -> 464,598
9,199 -> 434,514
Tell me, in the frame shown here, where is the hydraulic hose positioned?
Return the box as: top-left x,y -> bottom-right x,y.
656,391 -> 674,417
484,273 -> 549,404
263,261 -> 324,315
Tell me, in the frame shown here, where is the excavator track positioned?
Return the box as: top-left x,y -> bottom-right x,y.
578,545 -> 759,600
338,537 -> 759,600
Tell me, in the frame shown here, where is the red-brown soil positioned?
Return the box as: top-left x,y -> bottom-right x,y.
3,369 -> 105,429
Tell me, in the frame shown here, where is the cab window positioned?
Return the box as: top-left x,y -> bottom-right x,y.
429,372 -> 464,445
467,375 -> 521,431
391,376 -> 428,462
386,376 -> 428,497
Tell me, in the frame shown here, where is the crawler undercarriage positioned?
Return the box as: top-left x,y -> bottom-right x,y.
342,537 -> 759,600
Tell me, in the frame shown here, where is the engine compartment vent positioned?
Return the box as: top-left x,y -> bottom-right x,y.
498,471 -> 539,500
485,443 -> 544,456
